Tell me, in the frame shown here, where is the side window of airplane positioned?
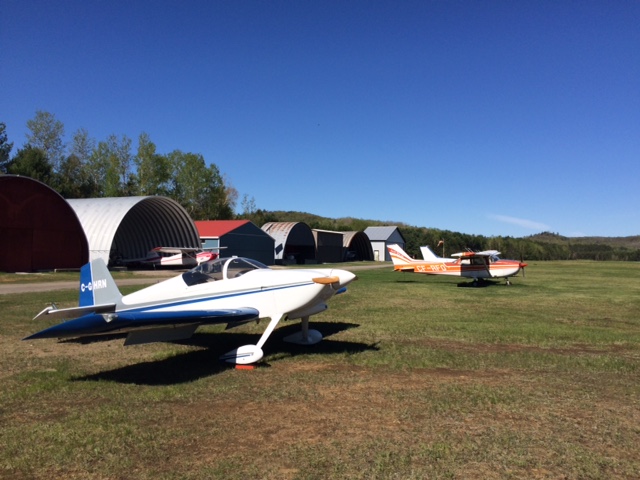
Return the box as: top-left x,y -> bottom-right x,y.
182,259 -> 225,286
224,257 -> 269,279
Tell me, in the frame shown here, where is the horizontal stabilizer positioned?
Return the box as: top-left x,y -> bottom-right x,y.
33,303 -> 117,321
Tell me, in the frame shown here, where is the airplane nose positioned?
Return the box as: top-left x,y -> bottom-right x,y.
331,269 -> 357,289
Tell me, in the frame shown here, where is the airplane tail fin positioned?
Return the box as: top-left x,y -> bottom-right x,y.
420,245 -> 440,260
387,244 -> 415,268
79,258 -> 123,307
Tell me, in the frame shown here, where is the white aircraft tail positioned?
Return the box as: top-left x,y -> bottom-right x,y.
387,244 -> 415,268
79,259 -> 123,307
420,245 -> 440,260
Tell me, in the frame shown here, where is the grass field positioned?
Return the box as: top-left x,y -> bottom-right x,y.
1,261 -> 639,479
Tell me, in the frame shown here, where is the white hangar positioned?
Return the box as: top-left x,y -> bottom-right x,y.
68,196 -> 200,266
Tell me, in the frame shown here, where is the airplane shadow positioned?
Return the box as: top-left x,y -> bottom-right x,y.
457,279 -> 502,288
72,322 -> 377,386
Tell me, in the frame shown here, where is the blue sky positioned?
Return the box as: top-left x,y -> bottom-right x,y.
2,1 -> 639,237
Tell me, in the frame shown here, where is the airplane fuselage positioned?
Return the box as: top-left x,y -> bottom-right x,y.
409,259 -> 523,279
121,267 -> 345,321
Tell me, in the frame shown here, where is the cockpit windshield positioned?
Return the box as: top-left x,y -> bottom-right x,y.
182,257 -> 269,286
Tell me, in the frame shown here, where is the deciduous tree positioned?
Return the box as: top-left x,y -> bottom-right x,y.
25,111 -> 65,171
167,150 -> 233,220
134,132 -> 171,196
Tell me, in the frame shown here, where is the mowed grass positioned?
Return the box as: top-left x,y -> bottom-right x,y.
1,261 -> 639,479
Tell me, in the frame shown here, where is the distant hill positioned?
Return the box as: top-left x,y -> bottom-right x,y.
239,210 -> 640,261
526,232 -> 640,249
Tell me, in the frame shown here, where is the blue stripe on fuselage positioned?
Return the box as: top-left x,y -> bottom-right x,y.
119,281 -> 316,315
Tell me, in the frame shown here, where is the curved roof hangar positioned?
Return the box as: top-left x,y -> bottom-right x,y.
262,222 -> 315,264
67,196 -> 200,265
342,231 -> 374,261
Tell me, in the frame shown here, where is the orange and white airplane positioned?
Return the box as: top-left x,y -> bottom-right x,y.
388,244 -> 527,285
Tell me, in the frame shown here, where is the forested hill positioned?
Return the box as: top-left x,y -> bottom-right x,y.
241,210 -> 640,261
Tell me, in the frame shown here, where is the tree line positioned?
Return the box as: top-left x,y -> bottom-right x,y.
2,113 -> 638,261
246,211 -> 640,262
0,112 -> 235,220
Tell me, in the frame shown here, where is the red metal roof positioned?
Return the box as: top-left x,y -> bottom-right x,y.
195,220 -> 250,237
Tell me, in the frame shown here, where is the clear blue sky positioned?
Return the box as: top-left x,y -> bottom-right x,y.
2,1 -> 639,237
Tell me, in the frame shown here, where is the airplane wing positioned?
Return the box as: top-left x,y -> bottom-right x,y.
24,307 -> 260,343
474,250 -> 501,256
152,246 -> 226,254
152,247 -> 202,254
451,250 -> 500,258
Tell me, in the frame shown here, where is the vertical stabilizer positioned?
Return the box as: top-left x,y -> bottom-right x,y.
387,244 -> 415,268
79,259 -> 123,307
420,245 -> 440,260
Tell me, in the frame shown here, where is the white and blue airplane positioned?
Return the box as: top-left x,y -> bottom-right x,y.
25,256 -> 357,365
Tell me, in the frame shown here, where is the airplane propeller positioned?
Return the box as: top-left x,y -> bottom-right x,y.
519,255 -> 527,277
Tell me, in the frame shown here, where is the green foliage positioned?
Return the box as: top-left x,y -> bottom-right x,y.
7,145 -> 53,183
167,150 -> 233,220
134,132 -> 172,196
8,111 -> 235,221
25,110 -> 66,170
0,122 -> 13,171
55,154 -> 98,198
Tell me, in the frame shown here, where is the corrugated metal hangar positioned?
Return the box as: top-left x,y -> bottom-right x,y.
0,175 -> 89,271
313,229 -> 344,263
342,231 -> 375,261
261,223 -> 375,264
195,220 -> 275,265
262,222 -> 316,264
1,174 -> 201,271
2,175 -> 383,271
68,196 -> 200,266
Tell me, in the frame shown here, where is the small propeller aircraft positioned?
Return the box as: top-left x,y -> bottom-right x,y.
25,256 -> 357,364
388,244 -> 526,285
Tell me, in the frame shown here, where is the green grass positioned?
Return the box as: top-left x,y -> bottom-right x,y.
1,261 -> 639,479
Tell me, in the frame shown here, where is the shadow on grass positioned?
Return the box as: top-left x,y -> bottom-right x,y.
457,279 -> 504,288
71,322 -> 376,385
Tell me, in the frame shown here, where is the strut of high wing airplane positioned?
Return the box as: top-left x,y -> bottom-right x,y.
25,256 -> 357,364
388,244 -> 527,285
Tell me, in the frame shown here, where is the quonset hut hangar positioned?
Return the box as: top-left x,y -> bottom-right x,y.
262,222 -> 316,264
0,175 -> 89,272
261,222 -> 375,264
1,176 -> 202,271
68,196 -> 200,266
